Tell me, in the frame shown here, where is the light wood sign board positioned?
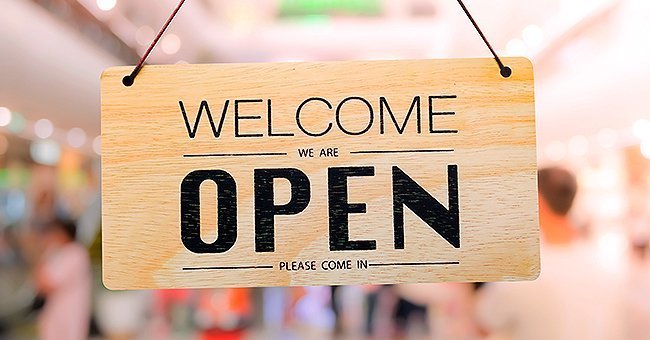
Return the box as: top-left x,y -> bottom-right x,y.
101,58 -> 539,290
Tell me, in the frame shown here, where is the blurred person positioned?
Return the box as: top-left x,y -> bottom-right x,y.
393,295 -> 428,338
262,286 -> 307,334
330,285 -> 342,334
476,167 -> 625,340
330,285 -> 362,336
262,287 -> 288,332
365,285 -> 426,338
397,283 -> 479,339
33,218 -> 91,340
366,285 -> 397,337
292,286 -> 335,338
19,190 -> 58,266
31,190 -> 56,227
625,220 -> 650,340
362,284 -> 382,336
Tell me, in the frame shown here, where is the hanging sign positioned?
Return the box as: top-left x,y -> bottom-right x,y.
101,58 -> 539,290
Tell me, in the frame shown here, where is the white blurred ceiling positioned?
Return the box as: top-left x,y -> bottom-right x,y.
0,0 -> 119,139
1,0 -> 649,158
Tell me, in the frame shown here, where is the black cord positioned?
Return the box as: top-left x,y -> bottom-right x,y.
122,0 -> 187,86
456,0 -> 511,78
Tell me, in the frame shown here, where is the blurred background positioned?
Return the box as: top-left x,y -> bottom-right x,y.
1,0 -> 649,339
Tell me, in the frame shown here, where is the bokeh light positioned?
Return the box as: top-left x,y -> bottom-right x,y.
67,127 -> 87,148
96,0 -> 117,12
34,119 -> 54,139
0,107 -> 12,127
161,33 -> 181,55
30,139 -> 61,165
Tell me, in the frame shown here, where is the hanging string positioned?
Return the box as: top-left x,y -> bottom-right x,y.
122,0 -> 187,86
123,0 -> 510,86
456,0 -> 511,78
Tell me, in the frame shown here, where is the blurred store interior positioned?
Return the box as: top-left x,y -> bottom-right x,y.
1,0 -> 650,338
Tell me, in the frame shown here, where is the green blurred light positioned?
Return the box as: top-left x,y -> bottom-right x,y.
0,168 -> 31,189
279,0 -> 381,17
299,14 -> 330,25
0,168 -> 8,189
7,112 -> 26,134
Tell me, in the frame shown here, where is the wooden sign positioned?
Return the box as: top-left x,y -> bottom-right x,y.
101,58 -> 539,290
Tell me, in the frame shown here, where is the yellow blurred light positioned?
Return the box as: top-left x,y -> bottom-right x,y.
59,148 -> 83,170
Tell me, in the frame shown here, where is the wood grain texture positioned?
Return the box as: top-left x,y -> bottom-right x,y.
101,58 -> 539,290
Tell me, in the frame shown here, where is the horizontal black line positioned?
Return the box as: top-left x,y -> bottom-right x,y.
351,149 -> 454,154
183,265 -> 274,271
368,261 -> 459,267
431,111 -> 456,115
183,153 -> 287,158
430,130 -> 458,134
430,95 -> 458,99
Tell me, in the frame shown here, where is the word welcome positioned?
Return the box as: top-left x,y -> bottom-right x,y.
179,95 -> 457,139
